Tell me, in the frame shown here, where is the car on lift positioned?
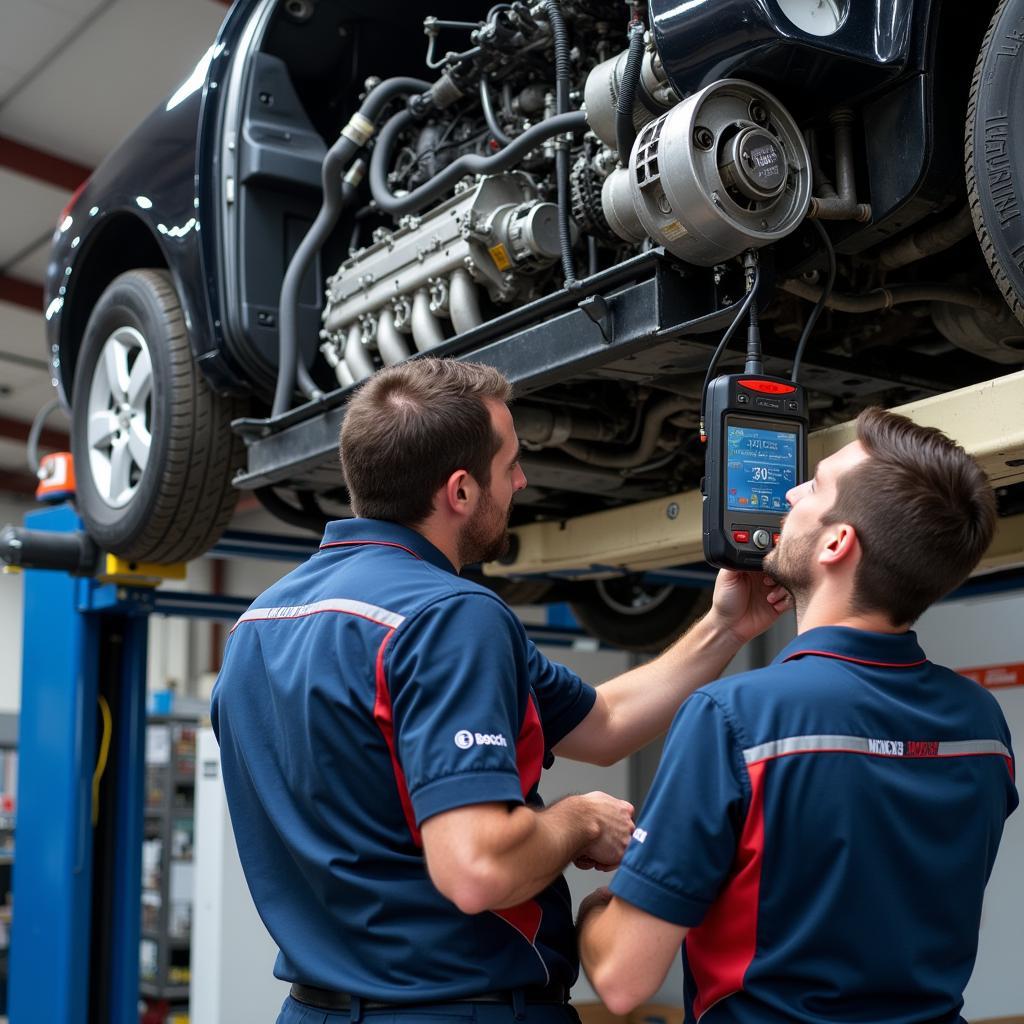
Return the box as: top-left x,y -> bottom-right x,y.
44,0 -> 1024,649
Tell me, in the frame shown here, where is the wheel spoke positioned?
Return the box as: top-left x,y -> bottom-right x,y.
88,410 -> 119,449
127,346 -> 152,406
127,416 -> 150,472
103,340 -> 131,397
109,438 -> 132,501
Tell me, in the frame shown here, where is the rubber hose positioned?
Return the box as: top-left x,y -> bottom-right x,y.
545,0 -> 577,286
480,74 -> 512,147
615,22 -> 646,166
26,397 -> 60,473
273,76 -> 431,418
254,487 -> 329,534
369,110 -> 587,217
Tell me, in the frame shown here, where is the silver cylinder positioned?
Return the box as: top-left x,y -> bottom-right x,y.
449,269 -> 483,334
601,169 -> 646,242
343,322 -> 375,381
376,307 -> 412,365
583,46 -> 678,153
411,288 -> 446,350
320,340 -> 356,388
602,78 -> 812,266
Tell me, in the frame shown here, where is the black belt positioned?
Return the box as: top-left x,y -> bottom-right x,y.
290,982 -> 571,1013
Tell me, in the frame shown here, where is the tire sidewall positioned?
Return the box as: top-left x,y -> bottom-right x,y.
569,583 -> 711,652
71,273 -> 175,551
971,0 -> 1024,299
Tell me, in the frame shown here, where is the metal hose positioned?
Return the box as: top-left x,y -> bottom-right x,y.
615,22 -> 646,166
779,278 -> 1005,317
560,397 -> 694,469
876,206 -> 974,271
369,110 -> 586,218
479,74 -> 512,147
273,76 -> 431,417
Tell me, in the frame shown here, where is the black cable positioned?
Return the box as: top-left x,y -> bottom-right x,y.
479,74 -> 512,147
616,21 -> 646,166
699,264 -> 762,441
544,0 -> 577,287
744,299 -> 762,376
791,219 -> 836,383
26,397 -> 60,473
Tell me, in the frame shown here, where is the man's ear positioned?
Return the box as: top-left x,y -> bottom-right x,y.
441,469 -> 476,517
818,523 -> 858,567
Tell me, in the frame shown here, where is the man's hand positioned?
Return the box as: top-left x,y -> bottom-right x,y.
575,791 -> 635,869
707,569 -> 792,645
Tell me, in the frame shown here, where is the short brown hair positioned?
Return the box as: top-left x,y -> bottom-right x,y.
821,407 -> 996,625
339,358 -> 513,526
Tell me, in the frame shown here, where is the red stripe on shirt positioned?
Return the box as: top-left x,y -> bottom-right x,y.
492,901 -> 544,946
516,696 -> 545,797
687,759 -> 766,1019
372,629 -> 422,847
783,650 -> 927,669
320,539 -> 423,559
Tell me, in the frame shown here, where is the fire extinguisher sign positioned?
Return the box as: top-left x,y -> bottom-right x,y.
958,663 -> 1024,689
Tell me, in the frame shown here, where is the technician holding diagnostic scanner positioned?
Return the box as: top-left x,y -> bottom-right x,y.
579,408 -> 1018,1024
211,358 -> 791,1024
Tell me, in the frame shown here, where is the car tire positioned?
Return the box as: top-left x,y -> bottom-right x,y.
569,578 -> 712,653
966,0 -> 1024,322
71,269 -> 245,563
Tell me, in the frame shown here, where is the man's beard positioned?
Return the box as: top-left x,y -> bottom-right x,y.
458,486 -> 513,566
762,523 -> 824,614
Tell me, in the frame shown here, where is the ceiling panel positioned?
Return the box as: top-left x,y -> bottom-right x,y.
0,303 -> 50,363
0,0 -> 227,167
0,170 -> 67,269
7,242 -> 54,287
0,358 -> 60,435
0,1 -> 81,90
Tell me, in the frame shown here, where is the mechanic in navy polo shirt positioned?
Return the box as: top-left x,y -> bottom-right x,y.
579,407 -> 1018,1024
211,358 -> 794,1024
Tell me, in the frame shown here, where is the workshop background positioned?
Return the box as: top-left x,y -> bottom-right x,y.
0,2 -> 1022,1023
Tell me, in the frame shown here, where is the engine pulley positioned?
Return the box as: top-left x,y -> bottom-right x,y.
600,79 -> 812,266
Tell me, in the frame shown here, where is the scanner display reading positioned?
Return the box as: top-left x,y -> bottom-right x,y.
726,425 -> 797,513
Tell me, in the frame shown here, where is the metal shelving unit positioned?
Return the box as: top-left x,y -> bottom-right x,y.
141,716 -> 197,1011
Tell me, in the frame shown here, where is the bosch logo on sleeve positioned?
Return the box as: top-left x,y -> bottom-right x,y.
454,730 -> 508,749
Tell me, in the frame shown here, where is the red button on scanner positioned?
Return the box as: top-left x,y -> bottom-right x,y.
773,533 -> 781,545
733,530 -> 750,544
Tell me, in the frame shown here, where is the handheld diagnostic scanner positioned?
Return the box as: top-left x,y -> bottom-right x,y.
702,374 -> 808,571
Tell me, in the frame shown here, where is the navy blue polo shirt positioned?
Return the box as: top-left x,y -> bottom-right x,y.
210,519 -> 596,999
612,625 -> 1018,1024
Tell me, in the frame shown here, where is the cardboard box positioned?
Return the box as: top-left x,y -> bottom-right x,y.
575,1003 -> 626,1024
575,1003 -> 684,1024
630,1005 -> 685,1024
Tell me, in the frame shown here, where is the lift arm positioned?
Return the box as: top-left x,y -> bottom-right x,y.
487,370 -> 1024,578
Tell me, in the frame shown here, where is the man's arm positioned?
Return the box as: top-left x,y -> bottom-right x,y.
578,891 -> 687,1015
420,792 -> 634,914
555,570 -> 790,765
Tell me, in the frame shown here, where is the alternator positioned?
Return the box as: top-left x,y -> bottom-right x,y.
601,79 -> 812,266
